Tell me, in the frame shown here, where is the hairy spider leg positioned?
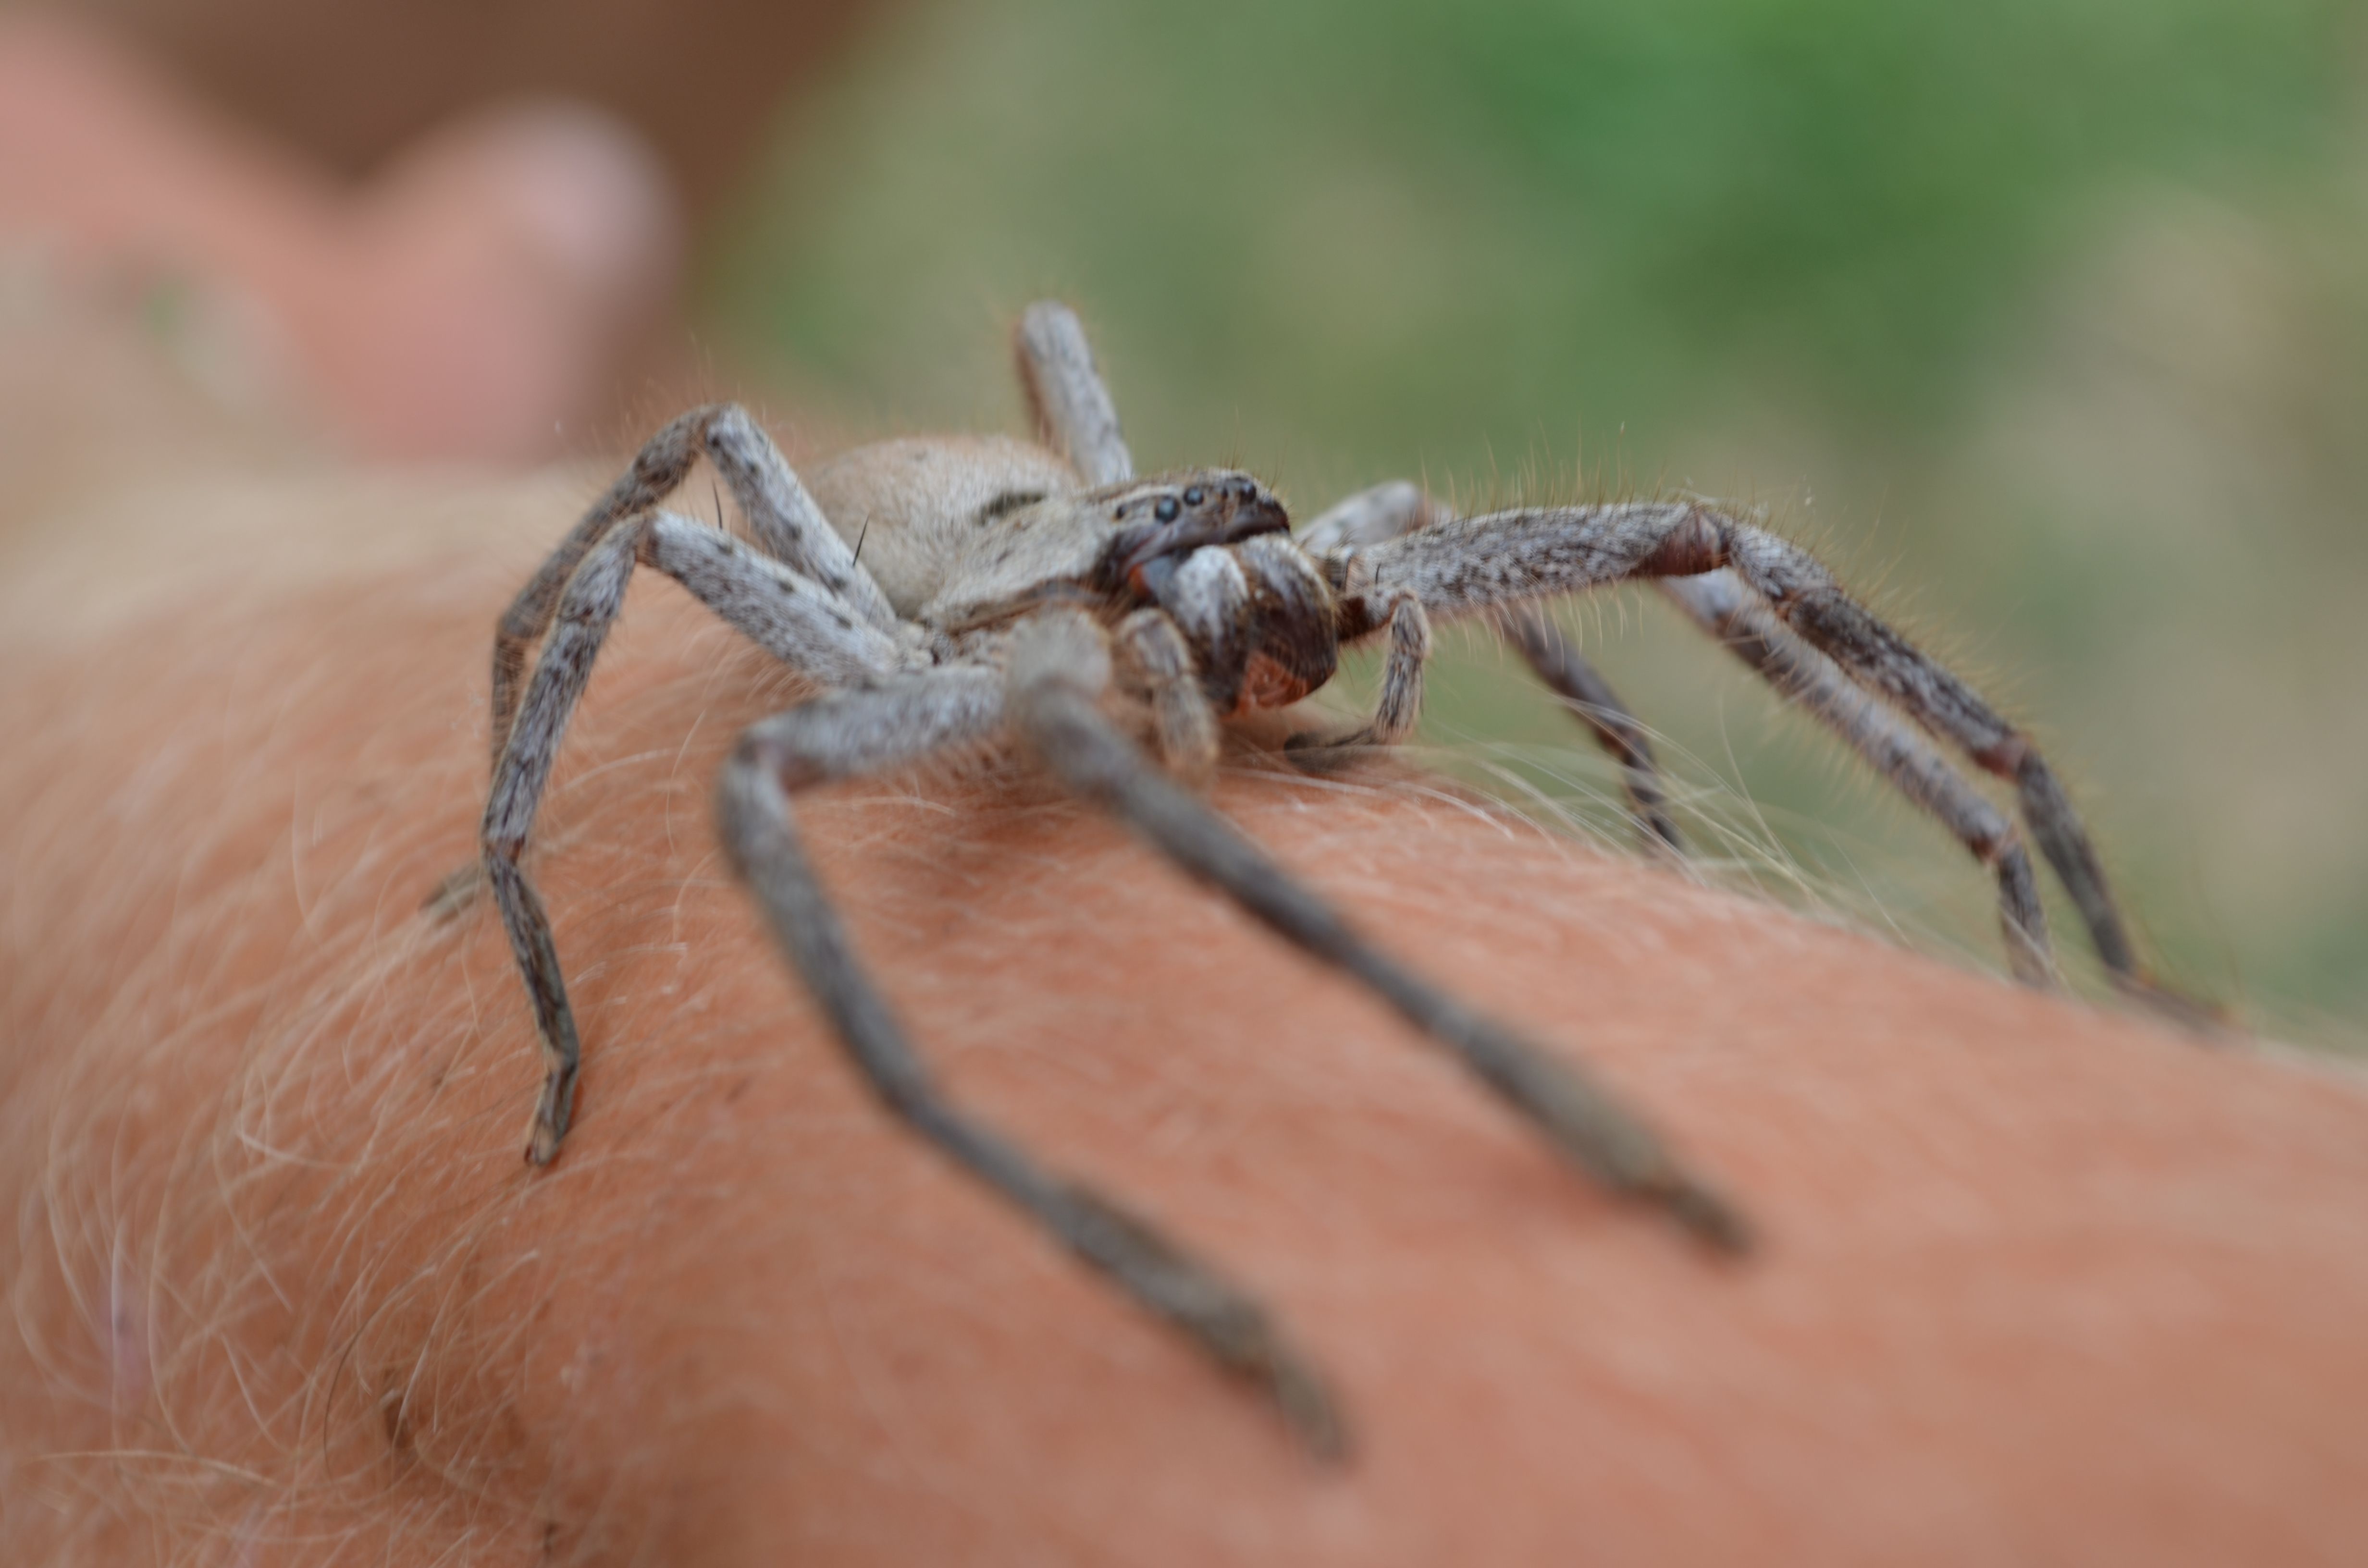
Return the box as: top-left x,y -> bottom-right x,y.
484,507 -> 912,1162
1320,476 -> 2052,983
1008,610 -> 1749,1254
1350,502 -> 2207,1019
1273,586 -> 1430,758
490,403 -> 899,770
1499,606 -> 1688,854
486,407 -> 1347,1454
1014,304 -> 1747,1257
714,670 -> 1345,1460
1658,569 -> 2054,987
1016,299 -> 1133,486
1115,607 -> 1220,781
1302,480 -> 1684,852
1357,589 -> 1432,747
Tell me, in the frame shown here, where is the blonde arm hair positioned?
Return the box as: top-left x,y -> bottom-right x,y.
6,490 -> 2366,1565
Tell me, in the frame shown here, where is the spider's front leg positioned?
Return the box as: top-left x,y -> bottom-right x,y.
713,669 -> 1344,1458
1012,304 -> 1439,767
1302,481 -> 1685,852
1657,568 -> 2056,988
1008,608 -> 1751,1254
1339,500 -> 2205,1017
1114,607 -> 1220,782
1312,482 -> 2056,985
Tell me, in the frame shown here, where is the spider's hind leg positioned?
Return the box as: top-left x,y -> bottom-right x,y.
489,404 -> 898,771
1015,300 -> 1134,486
482,507 -> 911,1163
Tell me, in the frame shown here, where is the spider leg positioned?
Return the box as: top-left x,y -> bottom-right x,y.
1015,300 -> 1133,485
484,509 -> 914,1164
1114,608 -> 1220,782
1359,589 -> 1432,746
1295,479 -> 1428,557
695,405 -> 900,629
1009,315 -> 1550,788
1281,588 -> 1431,767
1303,481 -> 1683,852
1345,501 -> 2206,1018
1660,570 -> 2054,987
1007,608 -> 1751,1255
714,673 -> 1344,1459
1010,310 -> 1218,776
997,322 -> 1744,1220
490,404 -> 898,770
1498,608 -> 1687,854
1316,485 -> 2054,969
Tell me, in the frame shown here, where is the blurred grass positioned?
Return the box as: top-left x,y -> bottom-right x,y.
700,0 -> 2368,1046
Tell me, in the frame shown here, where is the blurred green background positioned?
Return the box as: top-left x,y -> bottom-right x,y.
700,0 -> 2368,1046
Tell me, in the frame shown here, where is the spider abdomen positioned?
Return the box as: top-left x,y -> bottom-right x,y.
805,435 -> 1086,620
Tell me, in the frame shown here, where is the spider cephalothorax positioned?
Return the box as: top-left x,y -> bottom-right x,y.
461,300 -> 2206,1458
1094,471 -> 1288,592
1097,477 -> 1341,716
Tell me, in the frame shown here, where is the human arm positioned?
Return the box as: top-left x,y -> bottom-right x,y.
6,502 -> 2367,1564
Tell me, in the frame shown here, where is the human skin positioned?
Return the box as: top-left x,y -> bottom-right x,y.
51,0 -> 875,215
6,22 -> 2368,1559
6,472 -> 2368,1566
0,11 -> 683,463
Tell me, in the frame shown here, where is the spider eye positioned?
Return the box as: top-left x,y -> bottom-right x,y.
1183,486 -> 1205,506
1155,496 -> 1181,523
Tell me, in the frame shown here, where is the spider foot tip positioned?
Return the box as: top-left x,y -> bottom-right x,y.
1665,1178 -> 1754,1256
525,1117 -> 567,1167
1267,1355 -> 1353,1465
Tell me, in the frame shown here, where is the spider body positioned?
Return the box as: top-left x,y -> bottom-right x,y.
806,440 -> 1333,719
464,301 -> 2202,1458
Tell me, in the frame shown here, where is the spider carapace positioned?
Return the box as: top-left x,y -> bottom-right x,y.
460,300 -> 2207,1459
879,454 -> 1339,716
